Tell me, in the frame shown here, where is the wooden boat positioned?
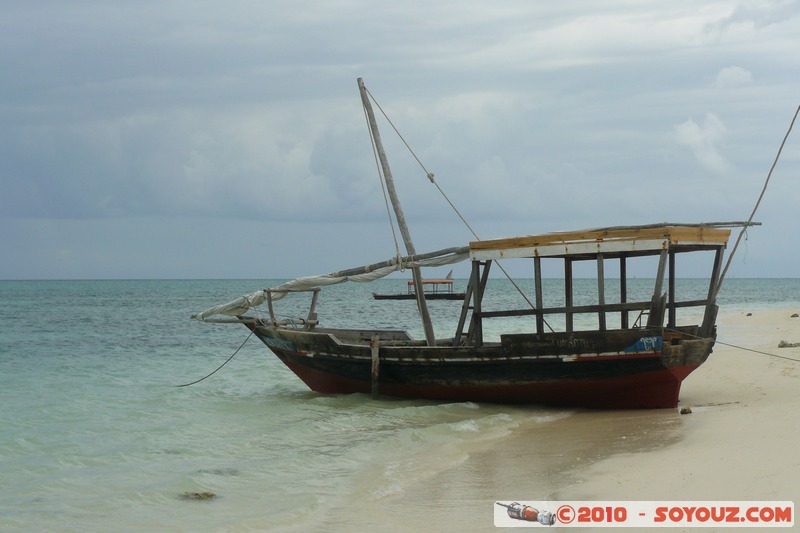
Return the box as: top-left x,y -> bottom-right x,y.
192,79 -> 755,409
372,271 -> 466,300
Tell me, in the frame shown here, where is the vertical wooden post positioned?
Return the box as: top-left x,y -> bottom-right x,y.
668,251 -> 676,328
358,78 -> 435,346
647,249 -> 668,327
466,260 -> 490,347
701,247 -> 725,337
306,288 -> 320,330
653,249 -> 667,299
453,267 -> 476,347
370,334 -> 380,398
597,254 -> 606,331
620,256 -> 628,329
565,258 -> 574,332
266,290 -> 277,326
534,256 -> 544,334
467,261 -> 482,347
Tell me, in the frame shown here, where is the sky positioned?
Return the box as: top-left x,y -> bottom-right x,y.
2,1 -> 799,280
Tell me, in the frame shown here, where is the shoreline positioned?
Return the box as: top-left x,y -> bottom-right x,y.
326,306 -> 800,532
568,307 -> 800,500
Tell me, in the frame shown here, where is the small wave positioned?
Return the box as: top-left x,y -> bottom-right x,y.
449,419 -> 480,432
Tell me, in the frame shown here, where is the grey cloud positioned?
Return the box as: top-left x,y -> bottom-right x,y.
1,1 -> 799,278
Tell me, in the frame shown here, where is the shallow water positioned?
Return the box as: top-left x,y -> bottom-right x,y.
1,278 -> 797,531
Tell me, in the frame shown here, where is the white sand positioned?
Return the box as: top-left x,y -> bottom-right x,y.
569,308 -> 800,503
327,308 -> 800,532
550,308 -> 800,532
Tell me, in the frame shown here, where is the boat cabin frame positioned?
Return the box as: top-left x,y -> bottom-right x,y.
258,224 -> 731,350
457,224 -> 729,348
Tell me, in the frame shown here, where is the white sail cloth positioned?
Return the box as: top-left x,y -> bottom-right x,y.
191,247 -> 469,321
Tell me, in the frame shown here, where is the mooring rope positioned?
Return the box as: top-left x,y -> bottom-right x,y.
714,338 -> 800,364
174,330 -> 254,387
664,326 -> 800,364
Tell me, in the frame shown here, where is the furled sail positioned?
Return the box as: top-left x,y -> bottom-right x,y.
191,246 -> 469,321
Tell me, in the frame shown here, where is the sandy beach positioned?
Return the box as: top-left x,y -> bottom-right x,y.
569,308 -> 800,502
332,307 -> 800,532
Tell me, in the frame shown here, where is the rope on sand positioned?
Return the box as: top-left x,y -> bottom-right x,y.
713,338 -> 800,364
665,326 -> 800,364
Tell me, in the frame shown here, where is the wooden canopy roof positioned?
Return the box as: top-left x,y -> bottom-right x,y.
469,224 -> 732,261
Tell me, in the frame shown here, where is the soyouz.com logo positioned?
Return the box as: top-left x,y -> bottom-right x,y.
494,501 -> 794,527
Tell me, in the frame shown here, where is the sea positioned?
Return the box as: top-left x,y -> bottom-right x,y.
2,278 -> 799,532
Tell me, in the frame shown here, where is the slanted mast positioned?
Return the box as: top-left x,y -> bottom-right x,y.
188,74 -> 781,408
357,77 -> 436,346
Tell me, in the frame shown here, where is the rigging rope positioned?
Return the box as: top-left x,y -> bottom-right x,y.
365,86 -> 480,240
362,102 -> 404,264
174,330 -> 254,387
715,104 -> 800,297
364,87 -> 553,331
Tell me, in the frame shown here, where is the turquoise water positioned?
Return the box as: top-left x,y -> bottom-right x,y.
1,278 -> 798,531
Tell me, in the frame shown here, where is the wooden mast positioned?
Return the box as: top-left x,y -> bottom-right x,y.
357,78 -> 436,346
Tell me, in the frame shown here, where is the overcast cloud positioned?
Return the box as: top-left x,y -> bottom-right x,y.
2,1 -> 799,279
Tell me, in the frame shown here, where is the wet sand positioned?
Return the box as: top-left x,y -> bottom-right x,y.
569,309 -> 800,503
337,308 -> 800,532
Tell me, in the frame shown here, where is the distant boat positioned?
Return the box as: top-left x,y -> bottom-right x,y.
192,78 -> 756,409
372,270 -> 465,300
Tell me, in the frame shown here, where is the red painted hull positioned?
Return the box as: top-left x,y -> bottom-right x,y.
249,324 -> 714,409
264,346 -> 705,409
279,356 -> 697,409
